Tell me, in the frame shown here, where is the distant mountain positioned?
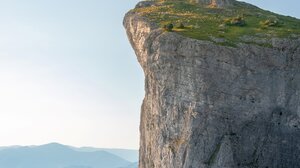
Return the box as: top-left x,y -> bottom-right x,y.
119,162 -> 138,168
74,147 -> 138,162
0,143 -> 136,168
0,146 -> 21,151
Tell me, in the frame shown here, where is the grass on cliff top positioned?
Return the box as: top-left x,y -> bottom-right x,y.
133,1 -> 300,46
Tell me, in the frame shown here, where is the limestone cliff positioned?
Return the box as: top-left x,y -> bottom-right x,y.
124,1 -> 300,168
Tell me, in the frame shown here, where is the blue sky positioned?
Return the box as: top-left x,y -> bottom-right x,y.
0,0 -> 299,149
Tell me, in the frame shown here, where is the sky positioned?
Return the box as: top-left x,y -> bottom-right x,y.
0,0 -> 299,150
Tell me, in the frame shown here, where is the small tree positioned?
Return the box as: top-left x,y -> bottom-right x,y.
167,23 -> 174,31
164,23 -> 174,31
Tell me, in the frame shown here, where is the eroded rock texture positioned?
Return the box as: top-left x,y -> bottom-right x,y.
124,3 -> 300,168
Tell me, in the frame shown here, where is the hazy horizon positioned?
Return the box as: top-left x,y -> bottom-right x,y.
0,142 -> 138,150
0,142 -> 138,168
0,0 -> 299,150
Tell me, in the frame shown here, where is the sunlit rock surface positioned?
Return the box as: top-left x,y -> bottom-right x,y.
124,1 -> 300,167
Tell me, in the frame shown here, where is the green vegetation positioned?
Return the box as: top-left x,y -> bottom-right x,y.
224,16 -> 246,27
133,0 -> 300,46
260,19 -> 280,28
164,23 -> 174,31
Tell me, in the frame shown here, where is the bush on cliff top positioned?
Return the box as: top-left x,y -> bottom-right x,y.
133,1 -> 300,46
164,23 -> 174,31
224,16 -> 246,27
260,19 -> 281,28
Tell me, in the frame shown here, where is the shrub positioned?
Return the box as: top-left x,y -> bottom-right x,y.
164,23 -> 174,31
224,16 -> 246,27
260,19 -> 280,28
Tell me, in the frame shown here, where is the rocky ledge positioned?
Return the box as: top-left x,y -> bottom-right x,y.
124,1 -> 300,168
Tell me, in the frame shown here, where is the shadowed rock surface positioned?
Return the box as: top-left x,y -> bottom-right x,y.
124,1 -> 300,168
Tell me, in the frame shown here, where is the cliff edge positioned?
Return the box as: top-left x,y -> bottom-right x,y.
124,1 -> 300,167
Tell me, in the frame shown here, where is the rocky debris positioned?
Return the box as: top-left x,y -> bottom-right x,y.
124,1 -> 300,168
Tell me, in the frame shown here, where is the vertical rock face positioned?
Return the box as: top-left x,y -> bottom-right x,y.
124,2 -> 300,168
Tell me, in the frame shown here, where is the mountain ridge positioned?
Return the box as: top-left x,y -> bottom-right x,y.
0,143 -> 138,162
0,143 -> 138,168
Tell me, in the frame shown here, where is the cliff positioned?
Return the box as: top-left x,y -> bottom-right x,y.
124,1 -> 300,168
